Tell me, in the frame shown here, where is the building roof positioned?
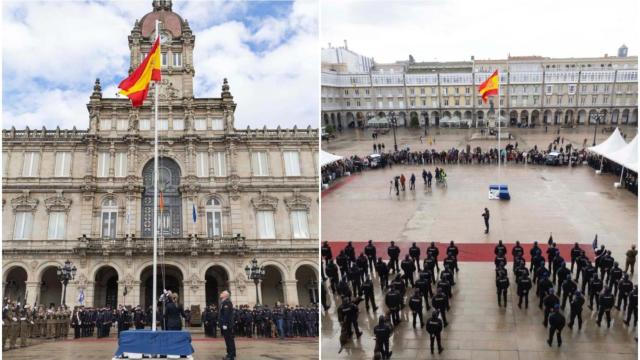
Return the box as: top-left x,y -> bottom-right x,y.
140,0 -> 185,38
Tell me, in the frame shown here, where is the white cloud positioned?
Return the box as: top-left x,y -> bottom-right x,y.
321,0 -> 638,62
3,0 -> 318,130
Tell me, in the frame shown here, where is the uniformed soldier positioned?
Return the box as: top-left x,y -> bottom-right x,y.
336,251 -> 349,277
608,262 -> 623,296
560,277 -> 578,310
8,304 -> 19,349
364,240 -> 377,272
338,296 -> 362,338
344,241 -> 356,265
581,261 -> 595,293
426,311 -> 444,354
45,308 -> 55,339
570,243 -> 582,274
2,305 -> 8,350
547,305 -> 565,347
426,242 -> 440,273
321,241 -> 333,265
625,245 -> 637,275
588,273 -> 603,310
494,240 -> 507,258
555,262 -> 571,293
431,288 -> 449,327
325,260 -> 339,294
446,241 -> 459,273
496,272 -> 509,307
542,289 -> 560,327
385,288 -> 402,326
600,251 -> 615,282
400,255 -> 416,287
567,291 -> 585,330
219,291 -> 236,360
375,257 -> 389,291
624,285 -> 638,327
415,273 -> 431,310
373,315 -> 392,360
537,274 -> 553,309
517,274 -> 532,309
337,277 -> 352,299
409,242 -> 421,271
596,286 -> 615,328
361,274 -> 378,311
529,241 -> 542,272
409,291 -> 424,328
347,262 -> 362,297
511,241 -> 524,261
387,241 -> 401,273
617,273 -> 634,311
423,256 -> 437,284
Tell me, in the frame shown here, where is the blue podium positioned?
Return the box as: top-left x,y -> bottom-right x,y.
489,184 -> 510,200
114,330 -> 194,358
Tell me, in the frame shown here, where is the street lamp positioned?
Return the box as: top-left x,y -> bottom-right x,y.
389,111 -> 398,151
592,111 -> 605,146
421,111 -> 429,136
244,258 -> 265,306
56,260 -> 77,307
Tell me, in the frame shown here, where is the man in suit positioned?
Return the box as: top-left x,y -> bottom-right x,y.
219,291 -> 236,360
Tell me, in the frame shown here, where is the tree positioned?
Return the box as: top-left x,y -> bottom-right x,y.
409,113 -> 420,128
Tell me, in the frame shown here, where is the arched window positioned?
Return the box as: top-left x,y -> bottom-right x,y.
101,198 -> 117,239
206,198 -> 222,237
142,158 -> 182,237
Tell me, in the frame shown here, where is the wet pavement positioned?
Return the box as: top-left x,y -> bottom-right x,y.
321,262 -> 638,360
2,334 -> 319,360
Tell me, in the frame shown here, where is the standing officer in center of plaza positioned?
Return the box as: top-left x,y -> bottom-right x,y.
219,290 -> 236,360
387,241 -> 401,273
482,208 -> 490,234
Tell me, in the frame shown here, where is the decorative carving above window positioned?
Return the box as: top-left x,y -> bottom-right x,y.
284,191 -> 311,211
250,191 -> 278,211
44,193 -> 72,213
11,193 -> 38,213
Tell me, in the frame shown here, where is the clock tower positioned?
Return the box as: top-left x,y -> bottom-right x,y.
128,0 -> 195,99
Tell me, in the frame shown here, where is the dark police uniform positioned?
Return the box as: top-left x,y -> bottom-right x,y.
220,298 -> 236,360
426,313 -> 444,354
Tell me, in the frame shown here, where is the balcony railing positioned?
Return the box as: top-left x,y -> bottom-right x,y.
80,236 -> 249,254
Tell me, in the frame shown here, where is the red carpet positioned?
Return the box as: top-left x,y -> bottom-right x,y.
321,174 -> 358,197
326,241 -> 593,262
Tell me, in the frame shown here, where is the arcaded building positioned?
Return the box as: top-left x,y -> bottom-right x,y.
2,0 -> 319,309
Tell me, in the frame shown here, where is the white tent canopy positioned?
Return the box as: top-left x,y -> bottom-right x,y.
605,135 -> 638,172
320,150 -> 345,167
587,127 -> 627,156
367,117 -> 389,127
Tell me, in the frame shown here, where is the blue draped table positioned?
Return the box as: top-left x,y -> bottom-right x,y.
114,330 -> 194,357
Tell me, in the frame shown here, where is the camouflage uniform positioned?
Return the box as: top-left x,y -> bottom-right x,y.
9,308 -> 19,349
19,307 -> 29,347
46,309 -> 55,339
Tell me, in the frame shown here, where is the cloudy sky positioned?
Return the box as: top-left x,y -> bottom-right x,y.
2,0 -> 319,130
322,0 -> 638,63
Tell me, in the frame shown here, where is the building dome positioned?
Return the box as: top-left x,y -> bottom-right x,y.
139,0 -> 185,38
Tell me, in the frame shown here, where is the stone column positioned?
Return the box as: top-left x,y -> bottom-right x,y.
25,281 -> 39,307
283,280 -> 299,306
85,281 -> 95,307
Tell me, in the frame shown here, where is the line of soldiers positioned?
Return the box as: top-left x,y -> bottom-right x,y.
2,301 -> 71,350
323,240 -> 460,359
494,238 -> 638,348
71,305 -> 144,339
202,303 -> 319,339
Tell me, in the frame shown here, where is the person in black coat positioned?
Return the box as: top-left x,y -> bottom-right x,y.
446,241 -> 459,273
164,293 -> 185,331
219,291 -> 236,360
570,243 -> 582,273
375,258 -> 389,291
542,289 -> 560,327
401,255 -> 416,287
618,273 -> 634,310
624,285 -> 638,327
373,315 -> 392,360
426,242 -> 440,272
133,306 -> 146,330
325,260 -> 339,294
364,240 -> 377,272
496,273 -> 509,307
517,274 -> 532,309
426,311 -> 444,354
321,241 -> 333,265
431,288 -> 449,327
409,291 -> 424,328
409,242 -> 421,271
385,288 -> 402,326
361,275 -> 378,311
596,287 -> 615,328
387,241 -> 401,273
547,305 -> 565,347
568,291 -> 584,330
560,278 -> 577,310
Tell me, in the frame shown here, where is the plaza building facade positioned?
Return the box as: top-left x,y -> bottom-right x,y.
2,0 -> 319,310
322,44 -> 638,129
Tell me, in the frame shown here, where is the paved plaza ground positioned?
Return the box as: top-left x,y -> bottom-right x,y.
321,262 -> 637,360
322,127 -> 637,359
2,333 -> 319,360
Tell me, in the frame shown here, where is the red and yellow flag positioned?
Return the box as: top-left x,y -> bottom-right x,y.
159,191 -> 164,211
478,70 -> 499,103
118,38 -> 161,107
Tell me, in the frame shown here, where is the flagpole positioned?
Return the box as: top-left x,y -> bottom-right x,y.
497,69 -> 501,176
152,19 -> 160,332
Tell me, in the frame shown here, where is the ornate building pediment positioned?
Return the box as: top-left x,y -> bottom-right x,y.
11,193 -> 38,213
250,191 -> 278,211
284,191 -> 312,211
44,193 -> 72,213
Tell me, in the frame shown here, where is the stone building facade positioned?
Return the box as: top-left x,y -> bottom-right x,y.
2,0 -> 319,310
322,44 -> 638,129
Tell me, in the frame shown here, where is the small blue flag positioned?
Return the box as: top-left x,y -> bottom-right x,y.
192,203 -> 197,224
78,288 -> 85,305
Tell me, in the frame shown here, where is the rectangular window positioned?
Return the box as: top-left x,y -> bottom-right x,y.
161,53 -> 168,67
22,152 -> 40,177
593,84 -> 599,93
455,87 -> 459,95
13,212 -> 33,240
431,88 -> 436,95
533,96 -> 538,105
117,119 -> 128,130
173,53 -> 182,67
444,99 -> 449,106
211,118 -> 224,131
100,119 -> 112,131
101,211 -> 117,239
47,212 -> 66,240
377,101 -> 383,108
252,152 -> 269,176
603,95 -> 609,104
398,100 -> 404,108
283,151 -> 301,176
115,152 -> 127,177
545,85 -> 553,95
442,88 -> 448,95
511,97 -> 517,107
556,95 -> 562,105
172,119 -> 184,130
465,87 -> 470,95
139,119 -> 151,130
568,96 -> 574,104
420,88 -> 425,95
465,97 -> 470,106
592,95 -> 597,104
157,119 -> 169,130
196,152 -> 209,177
291,210 -> 309,239
54,152 -> 71,177
213,152 -> 226,177
522,97 -> 528,107
257,211 -> 276,239
581,84 -> 587,92
454,98 -> 459,106
581,96 -> 586,105
195,119 -> 207,130
97,152 -> 109,178
206,211 -> 222,237
568,84 -> 576,95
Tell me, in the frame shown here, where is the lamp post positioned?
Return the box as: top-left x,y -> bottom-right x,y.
389,111 -> 398,151
592,111 -> 605,146
421,111 -> 429,136
244,258 -> 265,306
56,260 -> 77,307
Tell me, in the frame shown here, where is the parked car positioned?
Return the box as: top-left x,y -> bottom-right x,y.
545,152 -> 561,166
368,153 -> 382,168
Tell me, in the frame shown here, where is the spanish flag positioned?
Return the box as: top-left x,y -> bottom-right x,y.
118,38 -> 161,107
478,70 -> 499,103
159,191 -> 164,211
